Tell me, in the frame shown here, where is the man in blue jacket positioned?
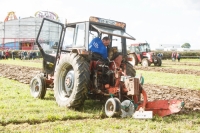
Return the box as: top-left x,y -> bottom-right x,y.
89,36 -> 122,69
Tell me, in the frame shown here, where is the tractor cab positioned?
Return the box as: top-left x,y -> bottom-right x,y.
36,17 -> 136,74
130,43 -> 151,54
138,43 -> 151,53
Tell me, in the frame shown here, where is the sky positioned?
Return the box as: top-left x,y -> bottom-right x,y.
0,0 -> 200,49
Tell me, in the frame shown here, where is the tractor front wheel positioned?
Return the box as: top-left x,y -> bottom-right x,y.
54,53 -> 90,109
30,73 -> 46,99
105,98 -> 121,117
142,58 -> 150,67
128,54 -> 138,66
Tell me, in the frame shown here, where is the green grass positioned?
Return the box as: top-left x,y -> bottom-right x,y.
0,78 -> 103,125
0,58 -> 42,68
1,116 -> 200,133
0,77 -> 200,133
160,64 -> 200,71
136,70 -> 200,90
162,59 -> 200,63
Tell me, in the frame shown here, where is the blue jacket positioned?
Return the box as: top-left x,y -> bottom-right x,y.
89,37 -> 108,60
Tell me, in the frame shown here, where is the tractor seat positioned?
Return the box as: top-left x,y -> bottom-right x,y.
108,46 -> 122,60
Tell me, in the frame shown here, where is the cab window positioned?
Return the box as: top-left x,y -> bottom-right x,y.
74,23 -> 85,46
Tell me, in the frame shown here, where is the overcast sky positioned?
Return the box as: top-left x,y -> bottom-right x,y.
0,0 -> 200,49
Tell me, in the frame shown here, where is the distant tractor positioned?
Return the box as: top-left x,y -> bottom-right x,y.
30,17 -> 183,118
128,43 -> 162,67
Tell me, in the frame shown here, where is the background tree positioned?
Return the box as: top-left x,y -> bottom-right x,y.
181,43 -> 191,48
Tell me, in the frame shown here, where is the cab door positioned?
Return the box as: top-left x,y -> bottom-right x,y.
36,18 -> 64,74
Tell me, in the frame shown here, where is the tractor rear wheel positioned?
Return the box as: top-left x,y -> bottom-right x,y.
154,57 -> 162,66
126,62 -> 136,77
128,54 -> 138,66
54,53 -> 90,108
142,58 -> 150,67
157,57 -> 162,66
30,73 -> 46,99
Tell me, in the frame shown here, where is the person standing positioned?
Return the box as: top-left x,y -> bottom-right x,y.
176,52 -> 181,62
24,51 -> 27,60
11,50 -> 15,60
5,50 -> 9,60
21,51 -> 24,60
0,50 -> 2,60
171,52 -> 176,62
32,51 -> 36,60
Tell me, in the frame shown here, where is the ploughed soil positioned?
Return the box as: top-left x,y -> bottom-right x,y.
0,64 -> 42,84
135,66 -> 200,76
0,63 -> 199,112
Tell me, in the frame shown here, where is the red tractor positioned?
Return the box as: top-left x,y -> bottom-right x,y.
30,17 -> 183,118
128,43 -> 162,67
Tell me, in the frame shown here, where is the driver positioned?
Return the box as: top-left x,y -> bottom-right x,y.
89,36 -> 122,69
102,37 -> 122,69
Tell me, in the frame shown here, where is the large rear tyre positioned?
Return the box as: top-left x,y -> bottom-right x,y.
154,57 -> 162,66
126,62 -> 136,77
128,54 -> 138,66
30,73 -> 46,99
142,58 -> 150,67
157,57 -> 162,66
54,53 -> 90,108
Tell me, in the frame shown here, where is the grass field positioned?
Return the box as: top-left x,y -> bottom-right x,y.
0,58 -> 42,68
136,70 -> 200,90
161,64 -> 200,71
162,59 -> 200,63
0,78 -> 200,133
0,59 -> 200,132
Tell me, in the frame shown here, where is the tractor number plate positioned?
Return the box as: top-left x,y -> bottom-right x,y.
133,111 -> 153,119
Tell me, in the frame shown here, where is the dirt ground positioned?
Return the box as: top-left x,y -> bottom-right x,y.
0,63 -> 199,112
0,64 -> 41,84
135,66 -> 200,76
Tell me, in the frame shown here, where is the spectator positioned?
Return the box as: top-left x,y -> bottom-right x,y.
32,51 -> 36,60
5,50 -> 9,60
18,52 -> 21,59
24,51 -> 27,60
29,51 -> 33,60
176,52 -> 181,62
21,51 -> 24,60
11,50 -> 15,60
171,52 -> 176,62
160,53 -> 163,59
157,53 -> 163,59
2,50 -> 5,59
0,50 -> 2,60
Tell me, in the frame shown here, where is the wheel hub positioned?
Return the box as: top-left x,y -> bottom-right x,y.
109,104 -> 114,111
65,77 -> 72,88
32,80 -> 39,92
64,70 -> 74,95
35,85 -> 39,91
